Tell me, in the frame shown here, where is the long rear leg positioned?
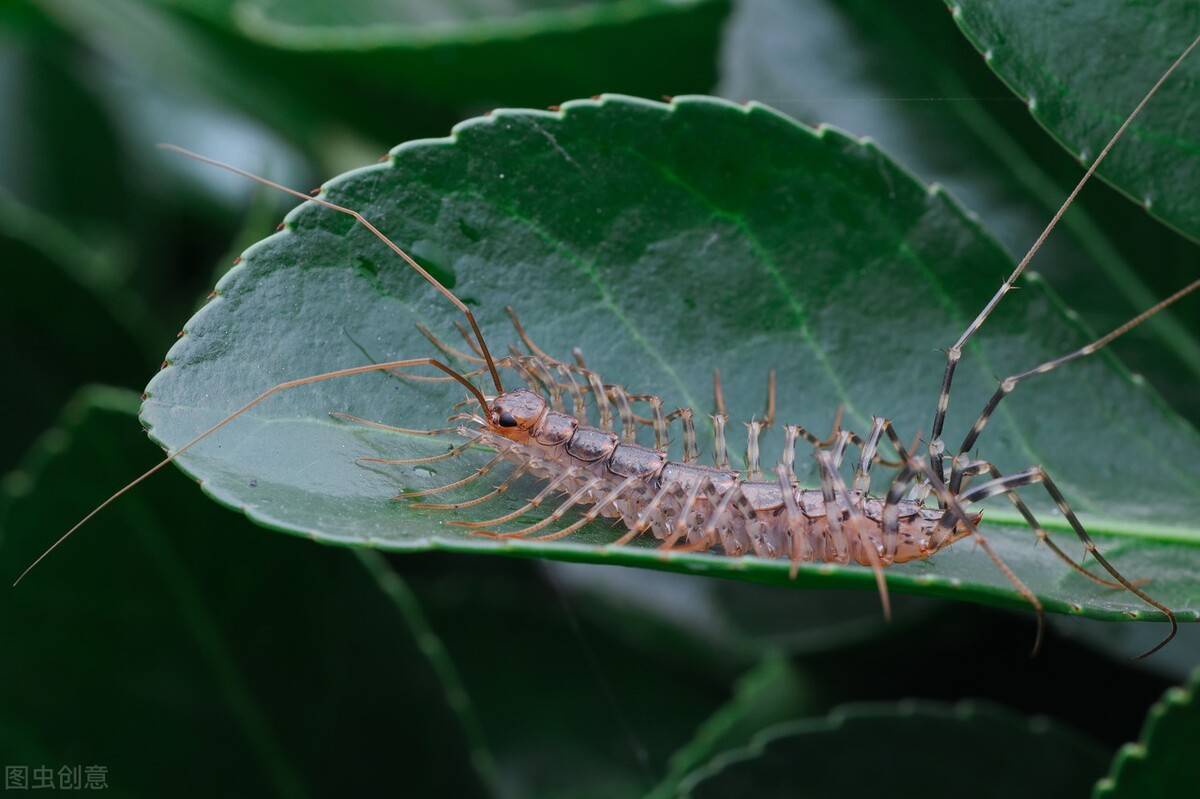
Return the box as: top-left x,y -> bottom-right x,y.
927,34 -> 1200,487
951,460 -> 1129,591
948,277 -> 1200,494
942,467 -> 1176,657
906,455 -> 1047,656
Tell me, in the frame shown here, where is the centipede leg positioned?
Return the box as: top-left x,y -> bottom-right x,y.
487,475 -> 605,539
816,450 -> 890,620
853,417 -> 887,494
712,368 -> 727,418
947,466 -> 1176,658
660,478 -> 713,550
744,420 -> 764,481
762,369 -> 776,427
775,465 -> 809,578
664,407 -> 699,463
451,468 -> 577,528
710,413 -> 730,469
608,384 -> 638,443
907,456 -> 1046,657
813,449 -> 848,564
946,461 -> 1129,591
410,464 -> 531,509
506,306 -> 555,361
415,322 -> 484,365
611,479 -> 679,546
358,434 -> 483,465
330,411 -> 460,437
533,475 -> 641,542
395,451 -> 510,499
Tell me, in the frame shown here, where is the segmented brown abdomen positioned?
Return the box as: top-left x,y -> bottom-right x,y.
476,411 -> 972,566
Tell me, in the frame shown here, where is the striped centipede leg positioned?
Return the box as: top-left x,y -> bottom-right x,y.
946,279 -> 1200,496
813,449 -> 849,564
608,384 -> 638,443
710,413 -> 730,468
487,475 -> 605,539
451,468 -> 577,529
816,450 -> 891,620
557,364 -> 589,421
582,369 -> 615,431
880,461 -> 920,560
762,370 -> 776,427
610,479 -> 680,546
906,455 -> 1046,657
410,464 -> 531,510
712,369 -> 727,418
330,411 -> 461,438
744,420 -> 765,481
776,464 -> 810,578
688,482 -> 744,553
357,434 -> 483,466
659,477 -> 713,550
853,417 -> 887,494
505,305 -> 554,361
659,408 -> 698,463
533,475 -> 642,542
416,321 -> 484,365
947,466 -> 1176,658
949,461 -> 1129,591
396,450 -> 514,499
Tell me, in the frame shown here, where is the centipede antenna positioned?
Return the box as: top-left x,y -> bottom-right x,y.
157,143 -> 505,395
14,357 -> 484,586
929,32 -> 1200,481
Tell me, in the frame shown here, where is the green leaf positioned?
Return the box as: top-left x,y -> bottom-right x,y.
161,0 -> 731,114
649,655 -> 812,799
140,95 -> 1200,622
401,556 -> 731,798
716,0 -> 1200,425
552,563 -> 939,674
947,0 -> 1200,241
676,700 -> 1109,798
0,388 -> 490,797
1094,667 -> 1200,798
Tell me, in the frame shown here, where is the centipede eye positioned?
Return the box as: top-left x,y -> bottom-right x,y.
498,411 -> 518,428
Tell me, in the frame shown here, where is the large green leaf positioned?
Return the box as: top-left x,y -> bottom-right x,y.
676,700 -> 1109,798
948,0 -> 1200,241
139,95 -> 1200,622
717,0 -> 1200,425
0,388 -> 489,797
1094,667 -> 1200,798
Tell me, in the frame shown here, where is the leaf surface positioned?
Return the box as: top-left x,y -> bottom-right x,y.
676,700 -> 1108,798
717,0 -> 1200,423
159,0 -> 731,111
948,0 -> 1200,240
142,95 -> 1200,621
1094,667 -> 1200,798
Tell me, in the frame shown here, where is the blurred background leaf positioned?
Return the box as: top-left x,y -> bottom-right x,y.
950,0 -> 1200,242
676,700 -> 1109,798
1095,667 -> 1200,798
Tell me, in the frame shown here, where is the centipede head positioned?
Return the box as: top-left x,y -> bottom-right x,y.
488,388 -> 548,442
